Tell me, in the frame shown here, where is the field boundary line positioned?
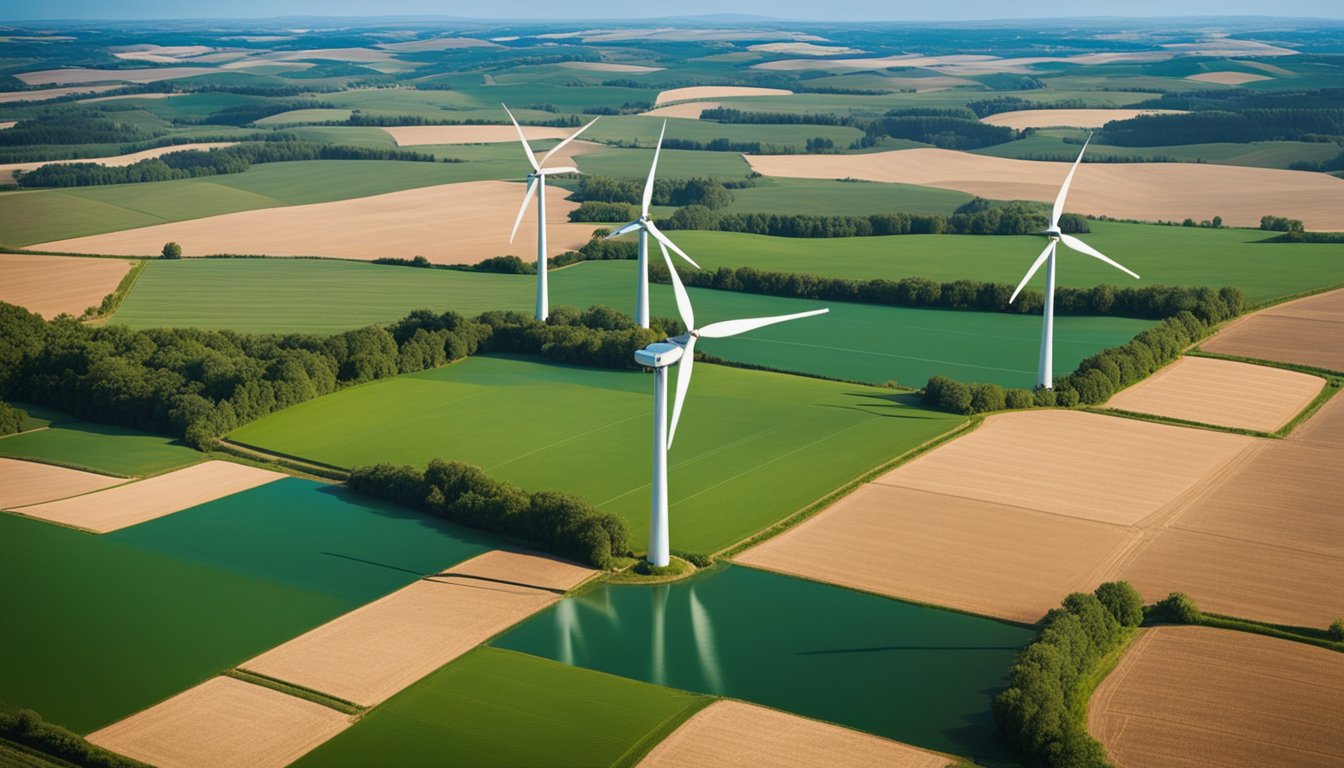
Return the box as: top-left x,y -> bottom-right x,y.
610,696 -> 717,768
223,669 -> 364,715
1083,406 -> 1276,439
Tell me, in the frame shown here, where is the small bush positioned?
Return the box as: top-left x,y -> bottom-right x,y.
0,400 -> 27,435
1005,388 -> 1034,409
1328,618 -> 1344,642
1094,581 -> 1145,627
1145,592 -> 1202,624
161,241 -> 182,259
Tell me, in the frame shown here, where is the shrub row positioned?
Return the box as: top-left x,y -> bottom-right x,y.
993,582 -> 1144,768
0,709 -> 149,768
349,460 -> 629,568
0,301 -> 667,452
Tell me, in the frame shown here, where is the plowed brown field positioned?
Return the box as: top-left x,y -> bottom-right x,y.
1105,356 -> 1325,432
981,109 -> 1185,129
87,677 -> 351,768
640,700 -> 949,768
1291,392 -> 1344,450
1089,626 -> 1344,768
1201,288 -> 1344,372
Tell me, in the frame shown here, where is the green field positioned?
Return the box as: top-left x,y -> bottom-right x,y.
974,129 -> 1344,170
576,146 -> 752,178
228,354 -> 966,554
0,477 -> 497,733
112,258 -> 1153,387
294,648 -> 709,768
723,177 -> 973,216
0,406 -> 200,476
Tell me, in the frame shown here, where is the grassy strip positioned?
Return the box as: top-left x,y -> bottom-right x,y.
0,454 -> 135,479
1068,627 -> 1140,730
1188,348 -> 1344,378
212,440 -> 349,481
611,696 -> 716,768
83,259 -> 148,322
223,669 -> 364,716
1243,280 -> 1344,312
1195,613 -> 1344,654
717,415 -> 982,561
1085,406 -> 1275,439
0,739 -> 79,768
1276,380 -> 1342,437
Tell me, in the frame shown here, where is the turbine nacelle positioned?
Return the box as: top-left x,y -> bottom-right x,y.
1043,227 -> 1062,239
634,342 -> 684,369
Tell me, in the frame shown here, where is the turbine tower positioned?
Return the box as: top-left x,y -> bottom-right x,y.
605,120 -> 701,328
635,243 -> 827,566
1009,135 -> 1140,389
505,104 -> 598,321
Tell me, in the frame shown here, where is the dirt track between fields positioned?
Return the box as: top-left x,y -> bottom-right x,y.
1088,626 -> 1344,768
745,148 -> 1344,230
0,254 -> 135,318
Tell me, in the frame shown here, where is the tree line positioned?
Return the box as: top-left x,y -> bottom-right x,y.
0,110 -> 151,147
1,709 -> 148,768
0,301 -> 670,452
334,113 -> 585,128
14,137 -> 441,188
1098,109 -> 1344,146
965,96 -> 1089,118
349,461 -> 629,568
654,200 -> 1090,238
695,106 -> 1018,150
571,174 -> 752,209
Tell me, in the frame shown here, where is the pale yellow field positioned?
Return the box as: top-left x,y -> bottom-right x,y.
0,142 -> 237,183
0,457 -> 125,510
88,677 -> 351,768
1089,626 -> 1344,768
0,254 -> 135,319
746,148 -> 1344,230
1185,71 -> 1273,85
737,484 -> 1134,624
0,84 -> 120,103
655,86 -> 793,105
10,461 -> 283,533
981,109 -> 1185,129
640,700 -> 948,768
877,410 -> 1254,526
382,125 -> 577,145
29,180 -> 597,263
15,67 -> 217,85
1104,356 -> 1325,432
0,121 -> 13,129
240,551 -> 594,706
641,101 -> 721,118
558,61 -> 664,73
1201,287 -> 1344,371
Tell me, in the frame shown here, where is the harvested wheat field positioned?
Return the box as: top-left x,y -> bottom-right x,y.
30,180 -> 595,263
15,67 -> 217,86
0,121 -> 15,129
88,676 -> 351,768
0,457 -> 124,510
241,551 -> 594,706
655,86 -> 793,105
640,700 -> 948,768
745,148 -> 1344,230
877,410 -> 1254,526
1088,626 -> 1344,768
0,142 -> 236,183
1291,391 -> 1344,450
10,460 -> 283,533
1186,71 -> 1272,85
1104,356 -> 1325,432
0,254 -> 134,318
0,85 -> 120,103
641,101 -> 721,118
980,109 -> 1185,129
1201,288 -> 1344,372
559,61 -> 664,72
382,125 -> 578,145
737,484 -> 1134,623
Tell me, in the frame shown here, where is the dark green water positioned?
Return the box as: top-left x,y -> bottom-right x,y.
493,565 -> 1031,765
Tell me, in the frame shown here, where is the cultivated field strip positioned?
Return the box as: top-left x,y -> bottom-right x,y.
737,484 -> 1135,624
240,550 -> 595,706
9,460 -> 284,532
87,676 -> 352,768
28,180 -> 594,263
1202,287 -> 1344,373
1104,356 -> 1326,432
639,700 -> 949,768
745,148 -> 1344,230
980,108 -> 1185,129
0,457 -> 124,509
0,254 -> 135,319
1088,626 -> 1344,768
1291,391 -> 1344,450
654,86 -> 793,104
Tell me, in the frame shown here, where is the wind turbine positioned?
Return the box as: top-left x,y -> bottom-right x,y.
1009,135 -> 1140,389
605,120 -> 701,328
505,104 -> 598,321
634,244 -> 827,566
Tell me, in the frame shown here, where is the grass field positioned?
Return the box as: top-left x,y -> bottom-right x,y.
112,259 -> 1152,387
576,146 -> 752,178
722,178 -> 973,216
228,354 -> 967,554
293,647 -> 709,768
0,406 -> 200,476
0,477 -> 497,733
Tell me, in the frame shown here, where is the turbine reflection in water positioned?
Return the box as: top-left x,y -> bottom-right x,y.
688,585 -> 725,694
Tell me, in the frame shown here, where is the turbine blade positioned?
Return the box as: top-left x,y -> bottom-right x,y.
1059,233 -> 1139,279
1010,241 -> 1054,304
658,239 -> 695,332
645,221 -> 701,269
509,176 -> 538,243
1051,133 -> 1090,229
540,117 -> 599,166
538,166 -> 580,176
669,334 -> 695,447
605,219 -> 644,239
697,308 -> 828,339
642,120 -> 667,217
503,103 -> 540,172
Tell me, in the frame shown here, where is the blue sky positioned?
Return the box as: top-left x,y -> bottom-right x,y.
3,1 -> 1340,21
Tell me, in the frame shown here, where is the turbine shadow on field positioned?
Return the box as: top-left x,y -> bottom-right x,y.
426,572 -> 568,595
320,551 -> 428,577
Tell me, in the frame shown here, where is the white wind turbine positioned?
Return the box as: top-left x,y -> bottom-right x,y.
505,104 -> 599,321
1009,135 -> 1140,389
634,244 -> 827,566
605,120 -> 701,328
